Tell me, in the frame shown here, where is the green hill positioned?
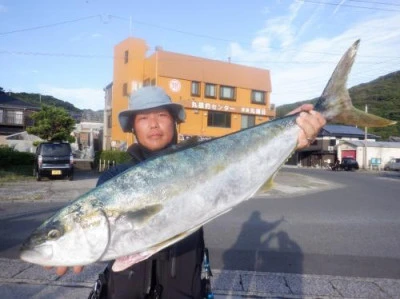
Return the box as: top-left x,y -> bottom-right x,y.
276,71 -> 400,140
2,89 -> 103,123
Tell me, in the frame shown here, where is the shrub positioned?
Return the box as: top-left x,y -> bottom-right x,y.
0,145 -> 35,168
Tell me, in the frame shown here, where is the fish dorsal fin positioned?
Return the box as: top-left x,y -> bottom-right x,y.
115,204 -> 163,230
157,136 -> 201,156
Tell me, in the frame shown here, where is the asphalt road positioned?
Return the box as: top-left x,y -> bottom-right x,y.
1,167 -> 399,280
205,168 -> 400,279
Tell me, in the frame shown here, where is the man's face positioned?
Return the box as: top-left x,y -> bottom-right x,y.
133,108 -> 175,151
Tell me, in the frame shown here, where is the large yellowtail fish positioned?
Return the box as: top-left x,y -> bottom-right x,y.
20,40 -> 395,271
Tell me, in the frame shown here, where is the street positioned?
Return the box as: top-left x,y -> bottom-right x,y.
1,167 -> 399,281
0,168 -> 400,278
205,168 -> 400,280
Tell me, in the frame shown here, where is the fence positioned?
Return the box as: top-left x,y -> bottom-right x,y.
98,159 -> 116,172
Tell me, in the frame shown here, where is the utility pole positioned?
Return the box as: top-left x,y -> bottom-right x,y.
364,104 -> 368,169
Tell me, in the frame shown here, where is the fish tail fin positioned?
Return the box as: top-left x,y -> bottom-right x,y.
314,39 -> 396,128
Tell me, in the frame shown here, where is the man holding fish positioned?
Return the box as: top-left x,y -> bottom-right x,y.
42,86 -> 324,299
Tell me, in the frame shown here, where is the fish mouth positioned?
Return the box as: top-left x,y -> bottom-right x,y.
20,244 -> 53,265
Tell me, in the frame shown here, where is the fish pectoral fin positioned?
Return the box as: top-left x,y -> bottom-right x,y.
258,174 -> 276,193
115,204 -> 163,230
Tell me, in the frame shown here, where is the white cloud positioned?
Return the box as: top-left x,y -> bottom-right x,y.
226,7 -> 400,106
91,33 -> 102,38
38,85 -> 105,111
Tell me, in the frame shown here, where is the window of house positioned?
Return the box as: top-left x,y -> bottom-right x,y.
241,115 -> 255,129
207,111 -> 231,128
122,83 -> 128,96
6,110 -> 23,125
205,83 -> 217,98
220,85 -> 236,101
15,111 -> 23,124
329,139 -> 336,146
251,90 -> 265,104
124,50 -> 129,64
191,81 -> 200,96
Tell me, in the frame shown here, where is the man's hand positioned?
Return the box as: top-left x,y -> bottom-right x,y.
287,104 -> 326,149
44,266 -> 84,276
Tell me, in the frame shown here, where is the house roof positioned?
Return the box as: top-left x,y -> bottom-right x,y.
0,93 -> 40,109
342,140 -> 400,149
319,124 -> 379,139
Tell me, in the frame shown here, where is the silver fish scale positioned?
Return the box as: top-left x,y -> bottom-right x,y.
96,116 -> 300,260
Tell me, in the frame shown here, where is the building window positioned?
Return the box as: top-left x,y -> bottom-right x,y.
220,85 -> 236,101
241,115 -> 255,129
143,79 -> 150,87
191,81 -> 200,96
205,83 -> 217,98
6,110 -> 23,125
122,83 -> 128,96
251,90 -> 265,104
124,50 -> 129,64
207,111 -> 231,128
107,115 -> 112,129
15,111 -> 23,124
329,139 -> 336,146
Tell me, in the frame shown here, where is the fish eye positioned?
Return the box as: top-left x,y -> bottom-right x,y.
48,229 -> 61,240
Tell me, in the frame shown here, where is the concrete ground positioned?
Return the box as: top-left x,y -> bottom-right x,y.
1,164 -> 400,298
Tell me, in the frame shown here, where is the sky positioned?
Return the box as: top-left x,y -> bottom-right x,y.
1,0 -> 399,111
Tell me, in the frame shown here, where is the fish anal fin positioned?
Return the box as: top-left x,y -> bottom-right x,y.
112,251 -> 154,272
111,225 -> 203,272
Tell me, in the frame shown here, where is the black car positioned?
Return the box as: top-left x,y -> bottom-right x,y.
339,157 -> 359,171
34,142 -> 74,181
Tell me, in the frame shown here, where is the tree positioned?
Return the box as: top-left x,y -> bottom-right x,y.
27,105 -> 76,143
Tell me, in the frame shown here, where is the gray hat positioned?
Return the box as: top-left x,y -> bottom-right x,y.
118,86 -> 186,132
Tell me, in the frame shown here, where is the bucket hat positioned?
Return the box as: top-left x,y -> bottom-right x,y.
118,86 -> 186,132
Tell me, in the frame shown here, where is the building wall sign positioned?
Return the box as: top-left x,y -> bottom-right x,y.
182,99 -> 267,116
169,79 -> 181,93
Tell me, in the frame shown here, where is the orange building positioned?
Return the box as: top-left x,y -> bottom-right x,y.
105,37 -> 275,149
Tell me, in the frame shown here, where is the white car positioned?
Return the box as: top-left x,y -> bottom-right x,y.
384,158 -> 400,171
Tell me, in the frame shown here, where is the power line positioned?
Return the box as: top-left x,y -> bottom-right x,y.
348,0 -> 400,7
1,49 -> 399,64
1,13 -> 398,60
0,15 -> 101,36
0,49 -> 115,59
298,0 -> 400,11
